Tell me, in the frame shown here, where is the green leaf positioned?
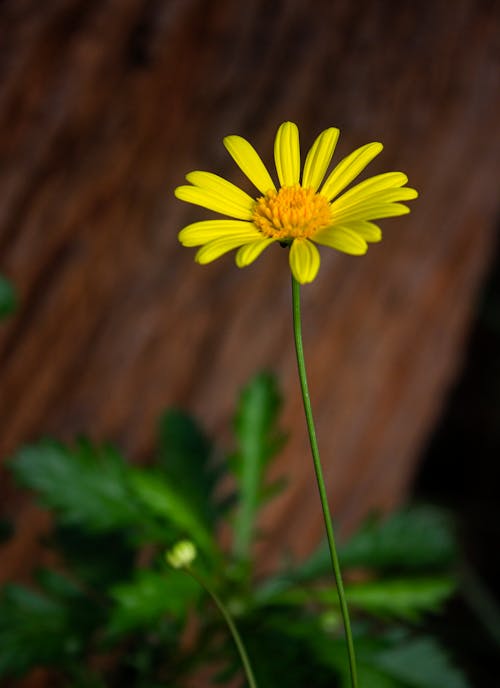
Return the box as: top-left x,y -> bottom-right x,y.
35,568 -> 84,599
157,409 -> 220,529
320,629 -> 469,688
290,506 -> 457,583
0,578 -> 95,678
255,576 -> 455,622
129,469 -> 215,555
0,274 -> 17,319
343,577 -> 456,621
106,569 -> 199,637
353,665 -> 400,688
230,372 -> 285,561
256,506 -> 458,608
9,440 -> 143,532
9,439 -> 217,554
0,585 -> 68,676
373,637 -> 470,688
339,506 -> 457,572
224,612 -> 336,688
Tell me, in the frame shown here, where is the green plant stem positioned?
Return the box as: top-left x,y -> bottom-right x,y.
291,275 -> 358,688
187,567 -> 258,688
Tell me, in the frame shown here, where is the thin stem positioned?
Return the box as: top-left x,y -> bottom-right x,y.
187,567 -> 258,688
291,275 -> 358,688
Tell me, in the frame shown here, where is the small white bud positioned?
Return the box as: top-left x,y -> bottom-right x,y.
166,540 -> 197,569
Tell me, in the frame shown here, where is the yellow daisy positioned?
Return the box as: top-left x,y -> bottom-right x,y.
175,122 -> 418,284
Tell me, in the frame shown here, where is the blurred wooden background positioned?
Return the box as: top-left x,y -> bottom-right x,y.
0,0 -> 499,613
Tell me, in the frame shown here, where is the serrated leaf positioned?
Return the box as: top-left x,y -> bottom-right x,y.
129,469 -> 215,555
288,506 -> 457,584
343,577 -> 455,621
339,506 -> 457,571
35,568 -> 84,599
0,586 -> 66,676
0,274 -> 17,319
256,506 -> 458,608
0,584 -> 86,677
256,576 -> 455,623
318,629 -> 469,688
106,569 -> 199,637
373,637 -> 470,688
230,372 -> 285,562
9,440 -> 143,532
157,409 -> 220,528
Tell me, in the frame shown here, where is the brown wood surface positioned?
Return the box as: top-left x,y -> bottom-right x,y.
0,0 -> 499,606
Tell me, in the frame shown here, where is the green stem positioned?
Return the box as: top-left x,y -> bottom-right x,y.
187,567 -> 258,688
291,275 -> 358,688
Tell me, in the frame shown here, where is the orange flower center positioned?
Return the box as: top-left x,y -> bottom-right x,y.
252,185 -> 332,240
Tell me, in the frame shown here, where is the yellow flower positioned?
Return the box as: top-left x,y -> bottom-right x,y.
175,122 -> 418,284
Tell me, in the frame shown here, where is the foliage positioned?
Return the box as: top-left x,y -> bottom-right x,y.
229,372 -> 286,566
0,274 -> 17,319
1,373 -> 470,686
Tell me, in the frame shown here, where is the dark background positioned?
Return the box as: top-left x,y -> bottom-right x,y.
415,239 -> 500,685
0,1 -> 499,685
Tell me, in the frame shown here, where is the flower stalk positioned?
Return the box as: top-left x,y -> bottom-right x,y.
166,541 -> 257,688
291,275 -> 358,688
187,567 -> 258,688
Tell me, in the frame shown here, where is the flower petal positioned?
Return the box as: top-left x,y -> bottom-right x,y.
332,202 -> 411,224
313,226 -> 368,255
302,127 -> 340,191
341,221 -> 382,243
179,220 -> 260,246
175,184 -> 253,220
320,142 -> 383,201
330,171 -> 408,208
195,236 -> 253,264
224,135 -> 276,194
274,121 -> 300,187
235,238 -> 276,267
187,170 -> 254,209
331,180 -> 418,214
289,239 -> 320,284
